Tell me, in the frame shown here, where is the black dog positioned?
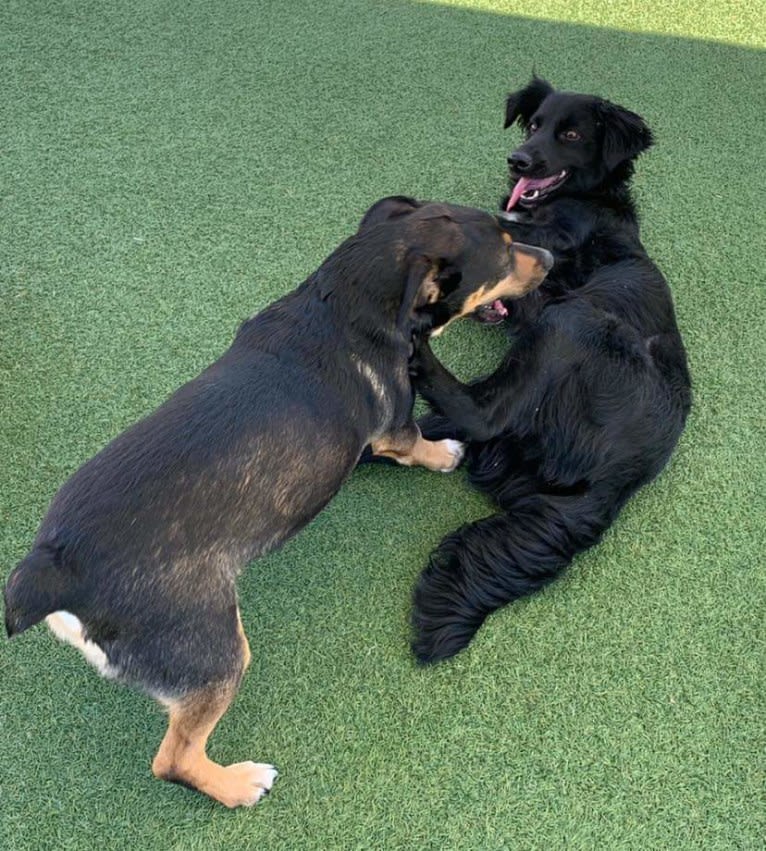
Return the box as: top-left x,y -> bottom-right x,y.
4,196 -> 551,807
410,79 -> 692,664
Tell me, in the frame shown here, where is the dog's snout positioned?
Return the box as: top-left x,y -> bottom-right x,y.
513,242 -> 554,278
508,150 -> 533,173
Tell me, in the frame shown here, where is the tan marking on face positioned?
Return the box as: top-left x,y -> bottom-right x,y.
501,231 -> 514,246
434,252 -> 547,335
458,252 -> 548,316
512,249 -> 549,291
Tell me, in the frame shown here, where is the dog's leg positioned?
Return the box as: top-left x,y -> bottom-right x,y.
371,423 -> 464,473
151,617 -> 276,808
410,341 -> 501,442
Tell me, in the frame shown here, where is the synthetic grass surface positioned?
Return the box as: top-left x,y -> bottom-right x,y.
1,1 -> 764,848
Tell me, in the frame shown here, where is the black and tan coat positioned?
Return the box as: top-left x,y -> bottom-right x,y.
4,196 -> 551,808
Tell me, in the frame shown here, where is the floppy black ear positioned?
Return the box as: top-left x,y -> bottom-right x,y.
396,255 -> 462,335
598,102 -> 654,171
397,254 -> 436,332
359,196 -> 421,231
504,77 -> 554,129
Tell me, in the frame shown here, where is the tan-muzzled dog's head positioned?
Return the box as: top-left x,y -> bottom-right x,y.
359,196 -> 552,335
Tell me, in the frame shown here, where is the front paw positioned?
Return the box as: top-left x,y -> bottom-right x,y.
419,438 -> 465,473
435,438 -> 466,473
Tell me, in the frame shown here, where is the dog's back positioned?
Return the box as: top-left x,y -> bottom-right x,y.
4,196 -> 553,807
4,297 -> 370,691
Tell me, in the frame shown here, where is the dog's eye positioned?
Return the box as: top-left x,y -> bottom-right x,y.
528,121 -> 538,134
562,129 -> 581,141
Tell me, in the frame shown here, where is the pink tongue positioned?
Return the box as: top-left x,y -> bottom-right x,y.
492,299 -> 508,316
506,173 -> 563,211
506,178 -> 530,211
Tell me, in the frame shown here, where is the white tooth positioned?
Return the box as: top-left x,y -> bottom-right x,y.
531,190 -> 540,199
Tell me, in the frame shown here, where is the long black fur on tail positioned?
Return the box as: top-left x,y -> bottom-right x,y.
411,486 -> 614,664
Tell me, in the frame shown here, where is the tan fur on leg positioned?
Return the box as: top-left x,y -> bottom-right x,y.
372,427 -> 464,472
152,680 -> 276,808
237,608 -> 251,672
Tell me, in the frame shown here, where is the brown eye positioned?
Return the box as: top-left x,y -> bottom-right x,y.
562,129 -> 581,141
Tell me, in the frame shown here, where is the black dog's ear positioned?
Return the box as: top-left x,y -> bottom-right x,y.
597,102 -> 654,171
359,196 -> 421,231
504,77 -> 554,129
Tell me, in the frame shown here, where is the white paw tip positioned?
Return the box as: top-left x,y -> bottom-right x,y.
439,439 -> 465,472
256,763 -> 279,789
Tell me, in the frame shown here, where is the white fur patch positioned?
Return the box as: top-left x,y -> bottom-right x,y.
497,210 -> 527,223
46,611 -> 115,678
437,439 -> 465,472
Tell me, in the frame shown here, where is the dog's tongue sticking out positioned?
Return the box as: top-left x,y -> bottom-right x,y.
506,173 -> 565,211
506,178 -> 531,211
491,299 -> 508,317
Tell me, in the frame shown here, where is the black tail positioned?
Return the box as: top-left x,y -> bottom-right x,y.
411,489 -> 615,664
4,544 -> 73,637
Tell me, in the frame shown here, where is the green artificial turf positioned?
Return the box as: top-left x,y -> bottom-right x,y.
1,1 -> 764,848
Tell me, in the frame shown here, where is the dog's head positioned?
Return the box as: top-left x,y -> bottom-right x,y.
359,196 -> 552,335
502,77 -> 653,211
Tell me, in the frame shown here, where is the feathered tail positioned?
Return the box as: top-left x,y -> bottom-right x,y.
412,488 -> 614,663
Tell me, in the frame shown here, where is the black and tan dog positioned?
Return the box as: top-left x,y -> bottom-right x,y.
3,196 -> 551,807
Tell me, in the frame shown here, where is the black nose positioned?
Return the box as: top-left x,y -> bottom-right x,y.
508,150 -> 533,173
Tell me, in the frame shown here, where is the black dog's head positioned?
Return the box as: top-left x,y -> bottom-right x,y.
502,77 -> 653,210
359,196 -> 553,334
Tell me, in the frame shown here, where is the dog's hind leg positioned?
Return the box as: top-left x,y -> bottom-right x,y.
151,615 -> 276,808
371,423 -> 464,473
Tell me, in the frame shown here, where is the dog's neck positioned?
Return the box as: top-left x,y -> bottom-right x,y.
586,161 -> 639,217
313,227 -> 434,342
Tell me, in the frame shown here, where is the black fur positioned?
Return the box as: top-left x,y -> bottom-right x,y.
3,196 -> 550,701
410,80 -> 692,664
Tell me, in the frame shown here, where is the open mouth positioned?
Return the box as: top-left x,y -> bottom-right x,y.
506,169 -> 568,210
474,298 -> 509,324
